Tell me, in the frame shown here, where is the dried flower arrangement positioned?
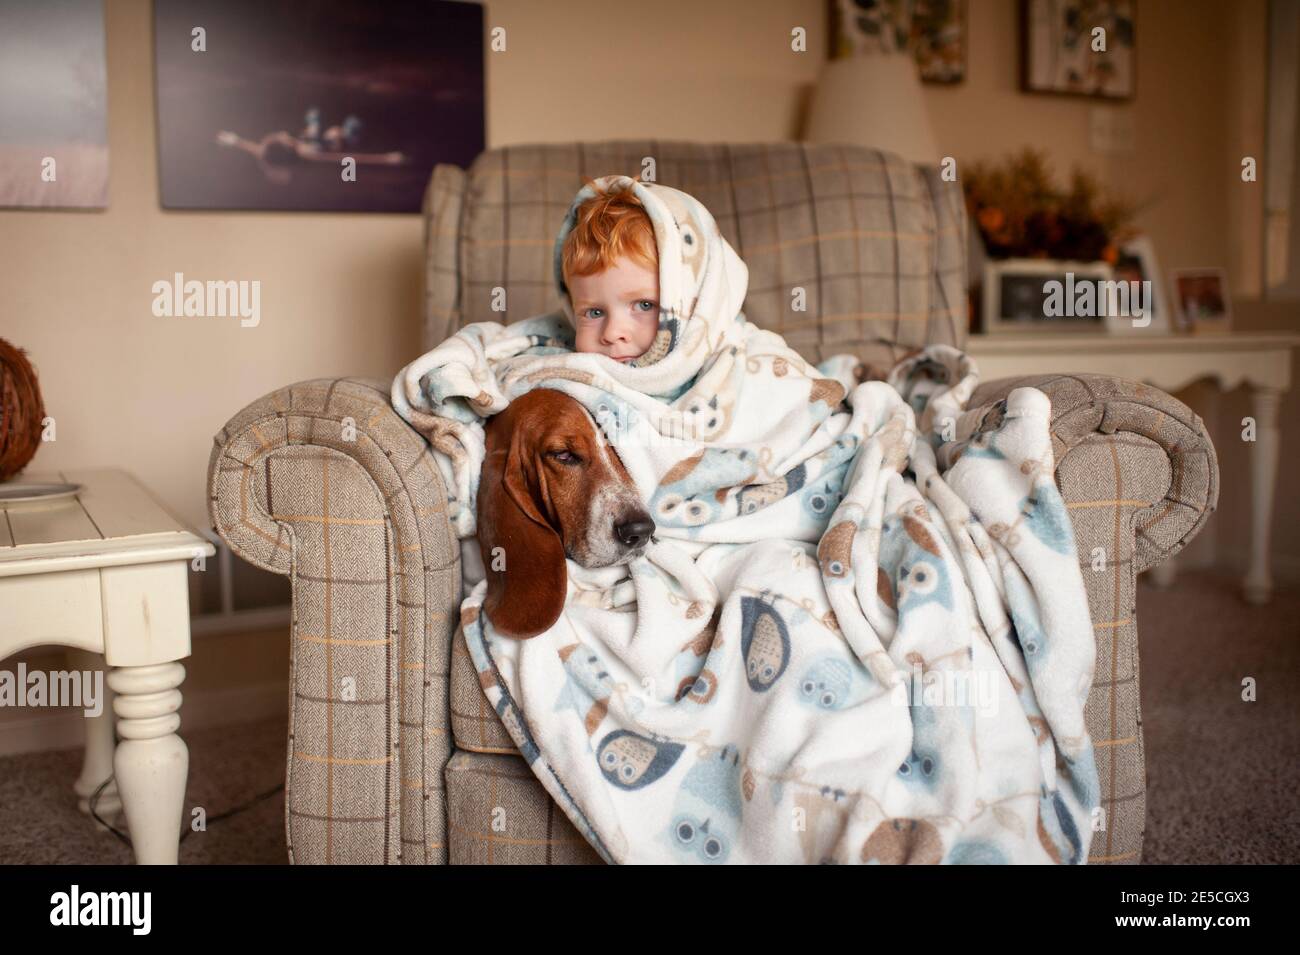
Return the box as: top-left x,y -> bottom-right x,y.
962,148 -> 1140,263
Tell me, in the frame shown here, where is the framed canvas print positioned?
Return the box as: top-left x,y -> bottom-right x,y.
1020,0 -> 1135,100
154,0 -> 485,212
912,0 -> 967,84
0,0 -> 109,209
982,258 -> 1113,333
1171,268 -> 1233,334
829,0 -> 967,83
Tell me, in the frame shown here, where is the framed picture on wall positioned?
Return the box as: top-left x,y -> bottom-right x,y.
0,0 -> 109,209
829,0 -> 967,84
912,0 -> 967,84
1020,0 -> 1136,100
153,0 -> 484,212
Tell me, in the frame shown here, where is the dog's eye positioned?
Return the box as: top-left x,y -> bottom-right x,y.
548,449 -> 581,465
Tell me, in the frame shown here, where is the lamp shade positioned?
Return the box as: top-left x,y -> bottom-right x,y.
803,54 -> 940,166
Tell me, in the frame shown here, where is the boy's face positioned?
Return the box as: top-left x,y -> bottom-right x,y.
568,255 -> 660,363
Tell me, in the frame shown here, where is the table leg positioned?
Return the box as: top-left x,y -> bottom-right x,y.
1244,387 -> 1282,605
64,647 -> 122,824
108,661 -> 188,864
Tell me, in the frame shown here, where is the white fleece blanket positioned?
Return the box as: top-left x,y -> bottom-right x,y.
391,175 -> 1100,864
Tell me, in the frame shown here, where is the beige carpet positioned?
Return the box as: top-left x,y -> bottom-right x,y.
0,710 -> 288,865
1137,570 -> 1299,864
1,569 -> 1295,864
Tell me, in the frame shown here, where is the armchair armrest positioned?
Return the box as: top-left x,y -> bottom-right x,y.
966,372 -> 1219,864
969,373 -> 1219,574
206,377 -> 460,864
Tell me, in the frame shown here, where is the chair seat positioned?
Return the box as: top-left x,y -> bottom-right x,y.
445,750 -> 603,864
450,620 -> 520,755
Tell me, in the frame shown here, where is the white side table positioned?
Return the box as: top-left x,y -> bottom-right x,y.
969,331 -> 1300,604
0,467 -> 214,864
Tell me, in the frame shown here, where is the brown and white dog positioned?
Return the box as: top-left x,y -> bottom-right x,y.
476,388 -> 655,639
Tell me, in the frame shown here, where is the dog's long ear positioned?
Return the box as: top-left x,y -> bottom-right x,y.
476,423 -> 568,639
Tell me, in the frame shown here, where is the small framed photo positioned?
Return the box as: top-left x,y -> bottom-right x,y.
1171,268 -> 1232,333
1109,236 -> 1170,334
982,258 -> 1113,334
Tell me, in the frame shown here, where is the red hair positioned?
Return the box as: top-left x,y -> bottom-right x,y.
561,177 -> 658,289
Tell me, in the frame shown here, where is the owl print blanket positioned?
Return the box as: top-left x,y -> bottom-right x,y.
391,174 -> 1101,864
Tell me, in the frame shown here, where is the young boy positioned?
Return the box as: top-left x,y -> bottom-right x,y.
557,178 -> 894,385
559,184 -> 661,366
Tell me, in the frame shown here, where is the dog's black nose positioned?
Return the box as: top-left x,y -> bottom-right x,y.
615,515 -> 655,548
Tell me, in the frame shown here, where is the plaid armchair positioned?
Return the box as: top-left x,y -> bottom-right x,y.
207,141 -> 1218,864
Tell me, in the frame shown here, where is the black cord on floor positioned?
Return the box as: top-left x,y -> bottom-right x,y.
88,778 -> 133,847
88,775 -> 284,849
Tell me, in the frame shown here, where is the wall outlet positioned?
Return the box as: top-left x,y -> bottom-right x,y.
1090,107 -> 1136,154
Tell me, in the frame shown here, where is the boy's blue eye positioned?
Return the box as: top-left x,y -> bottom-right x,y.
583,302 -> 655,320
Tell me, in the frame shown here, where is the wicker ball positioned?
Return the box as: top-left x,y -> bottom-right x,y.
0,338 -> 47,481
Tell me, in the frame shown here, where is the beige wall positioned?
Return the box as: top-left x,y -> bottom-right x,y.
0,0 -> 1291,713
0,0 -> 426,536
0,0 -> 1272,538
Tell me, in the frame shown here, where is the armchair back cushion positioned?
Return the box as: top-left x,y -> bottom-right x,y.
422,141 -> 967,372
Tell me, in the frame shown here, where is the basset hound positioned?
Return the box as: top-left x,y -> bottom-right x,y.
476,388 -> 655,639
